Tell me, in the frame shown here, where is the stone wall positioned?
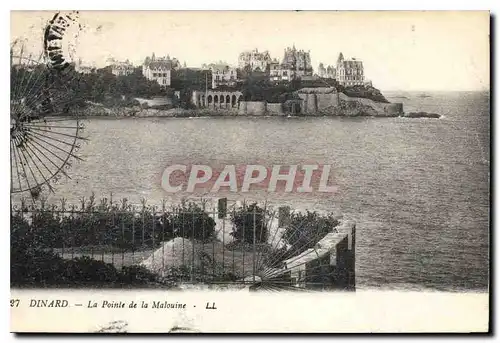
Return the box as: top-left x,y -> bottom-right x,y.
237,101 -> 247,115
241,101 -> 267,116
316,93 -> 339,111
267,102 -> 286,116
305,94 -> 318,114
297,93 -> 318,114
297,87 -> 339,114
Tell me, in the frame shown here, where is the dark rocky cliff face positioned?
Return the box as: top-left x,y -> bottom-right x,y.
336,98 -> 400,117
340,85 -> 389,103
337,98 -> 380,116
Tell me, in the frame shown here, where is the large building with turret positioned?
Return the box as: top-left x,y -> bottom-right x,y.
335,52 -> 364,87
203,62 -> 238,89
281,45 -> 313,77
106,57 -> 135,76
142,53 -> 181,87
238,48 -> 273,72
317,63 -> 336,79
317,53 -> 366,87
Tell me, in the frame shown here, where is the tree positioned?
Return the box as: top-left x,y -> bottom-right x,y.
230,203 -> 268,244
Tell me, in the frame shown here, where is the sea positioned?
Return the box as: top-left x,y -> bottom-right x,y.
15,91 -> 490,292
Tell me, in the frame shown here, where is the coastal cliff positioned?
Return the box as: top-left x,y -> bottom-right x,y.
72,97 -> 404,118
336,94 -> 404,117
296,87 -> 403,117
70,86 -> 431,119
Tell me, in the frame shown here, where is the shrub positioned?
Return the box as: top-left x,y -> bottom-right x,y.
230,203 -> 268,244
283,211 -> 341,256
11,212 -> 36,252
169,201 -> 216,241
10,247 -> 161,287
63,256 -> 121,283
120,265 -> 159,284
10,212 -> 64,285
57,208 -> 166,250
11,196 -> 181,251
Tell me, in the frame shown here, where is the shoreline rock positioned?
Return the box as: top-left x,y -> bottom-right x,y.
70,100 -> 439,119
402,111 -> 441,119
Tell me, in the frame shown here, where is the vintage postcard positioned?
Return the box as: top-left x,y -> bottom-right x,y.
9,10 -> 490,333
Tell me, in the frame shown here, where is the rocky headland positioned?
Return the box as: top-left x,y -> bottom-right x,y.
69,86 -> 440,119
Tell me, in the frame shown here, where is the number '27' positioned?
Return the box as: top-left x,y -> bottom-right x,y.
10,299 -> 20,307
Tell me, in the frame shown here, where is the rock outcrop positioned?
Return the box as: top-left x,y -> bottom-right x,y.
295,87 -> 404,117
402,111 -> 441,119
342,85 -> 389,103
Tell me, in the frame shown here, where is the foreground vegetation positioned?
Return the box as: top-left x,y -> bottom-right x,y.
11,196 -> 341,287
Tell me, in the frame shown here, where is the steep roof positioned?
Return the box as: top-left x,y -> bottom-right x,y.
111,60 -> 134,70
336,52 -> 344,65
340,59 -> 363,69
239,49 -> 271,60
208,63 -> 233,72
112,64 -> 134,70
145,58 -> 180,70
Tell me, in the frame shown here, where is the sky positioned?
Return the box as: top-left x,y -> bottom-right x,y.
10,10 -> 490,92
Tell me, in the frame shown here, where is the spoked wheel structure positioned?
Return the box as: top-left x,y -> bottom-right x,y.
249,211 -> 333,293
10,49 -> 86,200
206,203 -> 336,293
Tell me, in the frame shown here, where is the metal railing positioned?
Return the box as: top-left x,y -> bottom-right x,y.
11,195 -> 350,290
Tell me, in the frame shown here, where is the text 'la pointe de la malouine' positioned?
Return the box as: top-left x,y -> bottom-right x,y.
160,164 -> 338,193
27,299 -> 189,309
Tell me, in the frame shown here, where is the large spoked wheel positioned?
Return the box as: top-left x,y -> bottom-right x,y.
10,50 -> 86,199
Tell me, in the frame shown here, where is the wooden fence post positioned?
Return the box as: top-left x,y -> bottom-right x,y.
218,198 -> 227,219
278,206 -> 290,227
